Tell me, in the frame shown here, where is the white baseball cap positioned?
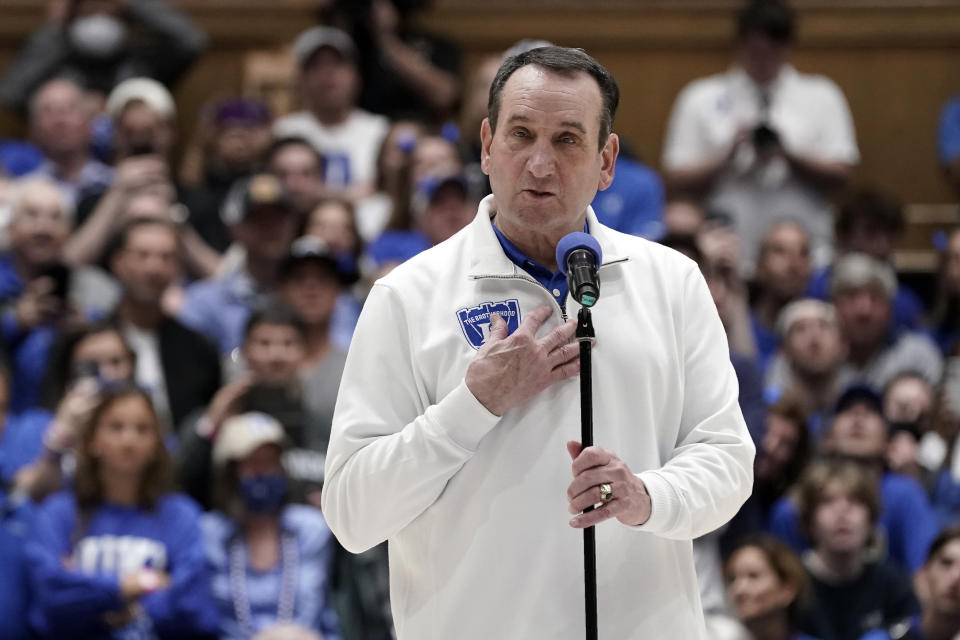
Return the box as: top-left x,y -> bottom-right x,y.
213,412 -> 286,467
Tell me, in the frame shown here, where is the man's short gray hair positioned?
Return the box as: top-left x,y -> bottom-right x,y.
8,177 -> 73,225
829,252 -> 896,300
776,298 -> 838,338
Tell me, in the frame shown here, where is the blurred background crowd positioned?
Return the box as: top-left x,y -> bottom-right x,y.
0,0 -> 959,639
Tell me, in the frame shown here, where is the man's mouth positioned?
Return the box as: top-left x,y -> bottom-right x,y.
523,189 -> 554,198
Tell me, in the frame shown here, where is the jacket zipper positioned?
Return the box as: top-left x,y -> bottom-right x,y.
469,259 -> 629,323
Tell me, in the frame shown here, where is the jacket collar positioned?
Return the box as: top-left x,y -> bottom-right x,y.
467,194 -> 628,279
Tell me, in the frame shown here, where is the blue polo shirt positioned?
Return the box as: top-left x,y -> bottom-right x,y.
491,221 -> 576,308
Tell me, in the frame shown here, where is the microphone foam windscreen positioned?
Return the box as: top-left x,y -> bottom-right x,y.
556,232 -> 602,275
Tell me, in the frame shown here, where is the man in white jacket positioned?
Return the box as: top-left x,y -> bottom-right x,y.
323,46 -> 755,639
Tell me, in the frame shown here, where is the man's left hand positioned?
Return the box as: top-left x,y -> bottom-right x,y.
566,441 -> 651,528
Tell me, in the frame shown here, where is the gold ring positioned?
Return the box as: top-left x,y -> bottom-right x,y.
599,483 -> 613,503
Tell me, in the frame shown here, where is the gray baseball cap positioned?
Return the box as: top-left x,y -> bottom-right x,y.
292,26 -> 357,67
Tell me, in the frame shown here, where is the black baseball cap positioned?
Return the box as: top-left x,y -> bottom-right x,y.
222,174 -> 294,226
279,236 -> 357,285
834,384 -> 883,416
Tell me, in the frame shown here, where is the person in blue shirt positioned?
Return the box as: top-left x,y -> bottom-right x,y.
179,173 -> 300,356
725,535 -> 822,640
0,178 -> 119,413
0,322 -> 135,501
859,526 -> 960,640
365,172 -> 475,280
768,385 -> 939,575
26,383 -> 219,639
0,489 -> 33,640
202,412 -> 340,640
589,149 -> 664,240
938,95 -> 960,198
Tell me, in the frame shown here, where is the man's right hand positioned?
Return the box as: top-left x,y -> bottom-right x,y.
113,156 -> 169,197
465,305 -> 580,416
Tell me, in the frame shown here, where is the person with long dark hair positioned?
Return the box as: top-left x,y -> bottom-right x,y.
26,384 -> 218,639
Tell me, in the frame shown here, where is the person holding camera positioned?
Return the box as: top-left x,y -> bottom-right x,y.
662,0 -> 858,275
65,78 -> 222,278
0,178 -> 119,413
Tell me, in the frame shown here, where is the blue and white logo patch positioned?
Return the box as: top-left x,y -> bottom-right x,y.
456,299 -> 521,349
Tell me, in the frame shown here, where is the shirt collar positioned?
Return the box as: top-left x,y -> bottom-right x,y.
728,63 -> 797,96
467,194 -> 626,279
490,219 -> 587,280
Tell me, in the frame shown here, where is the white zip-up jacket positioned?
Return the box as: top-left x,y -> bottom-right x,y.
323,196 -> 755,639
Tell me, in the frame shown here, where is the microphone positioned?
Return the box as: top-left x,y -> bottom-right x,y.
556,232 -> 602,307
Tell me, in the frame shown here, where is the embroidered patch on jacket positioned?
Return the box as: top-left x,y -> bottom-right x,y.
456,299 -> 521,349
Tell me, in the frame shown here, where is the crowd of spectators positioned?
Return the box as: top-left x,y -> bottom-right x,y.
1,0 -> 960,639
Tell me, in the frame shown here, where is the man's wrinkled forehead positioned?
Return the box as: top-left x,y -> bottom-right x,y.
499,67 -> 603,132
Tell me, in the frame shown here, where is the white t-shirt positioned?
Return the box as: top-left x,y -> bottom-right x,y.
273,109 -> 389,189
662,64 -> 859,273
122,324 -> 171,428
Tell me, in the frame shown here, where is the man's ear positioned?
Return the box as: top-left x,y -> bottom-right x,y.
597,133 -> 619,192
480,118 -> 493,176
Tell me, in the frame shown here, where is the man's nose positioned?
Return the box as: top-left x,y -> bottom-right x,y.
525,141 -> 556,178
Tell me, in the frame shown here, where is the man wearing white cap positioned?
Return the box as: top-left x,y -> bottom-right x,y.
65,77 -> 221,275
273,27 -> 389,204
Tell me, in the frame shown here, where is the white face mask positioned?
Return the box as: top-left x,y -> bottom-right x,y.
68,14 -> 127,59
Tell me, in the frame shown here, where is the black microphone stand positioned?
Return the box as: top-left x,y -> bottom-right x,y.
577,306 -> 597,640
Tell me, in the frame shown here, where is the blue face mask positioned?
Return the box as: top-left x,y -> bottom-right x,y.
238,474 -> 287,514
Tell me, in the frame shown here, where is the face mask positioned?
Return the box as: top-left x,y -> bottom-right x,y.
238,473 -> 287,514
68,14 -> 127,59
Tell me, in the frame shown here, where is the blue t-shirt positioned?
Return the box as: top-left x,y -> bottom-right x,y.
27,491 -> 219,639
590,156 -> 665,239
750,312 -> 781,376
939,96 -> 960,165
0,409 -> 54,485
201,505 -> 340,640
